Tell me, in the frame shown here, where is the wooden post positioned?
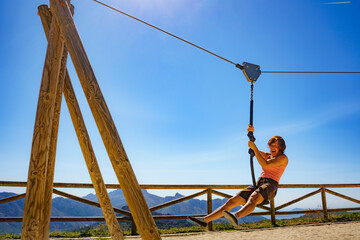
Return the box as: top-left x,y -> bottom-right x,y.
38,5 -> 124,239
38,4 -> 71,238
21,6 -> 65,239
131,218 -> 137,236
63,72 -> 124,239
270,198 -> 276,225
207,189 -> 213,231
49,1 -> 161,239
321,187 -> 328,220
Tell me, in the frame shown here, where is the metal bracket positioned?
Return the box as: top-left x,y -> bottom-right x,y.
242,62 -> 261,83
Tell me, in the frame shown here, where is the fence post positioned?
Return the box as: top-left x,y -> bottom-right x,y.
207,188 -> 213,231
270,198 -> 276,225
321,187 -> 328,220
131,218 -> 137,235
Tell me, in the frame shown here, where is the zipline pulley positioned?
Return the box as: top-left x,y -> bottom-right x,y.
238,62 -> 261,83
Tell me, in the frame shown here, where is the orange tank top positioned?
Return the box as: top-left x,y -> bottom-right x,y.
260,155 -> 287,183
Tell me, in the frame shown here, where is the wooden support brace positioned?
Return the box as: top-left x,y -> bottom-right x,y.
38,4 -> 124,239
49,1 -> 161,239
64,77 -> 125,239
256,204 -> 271,211
150,189 -> 208,212
275,188 -> 322,211
21,6 -> 65,239
0,193 -> 26,205
53,189 -> 131,216
39,3 -> 71,238
325,188 -> 360,205
210,189 -> 232,199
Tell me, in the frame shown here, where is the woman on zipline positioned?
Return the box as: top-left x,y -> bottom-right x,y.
189,124 -> 288,227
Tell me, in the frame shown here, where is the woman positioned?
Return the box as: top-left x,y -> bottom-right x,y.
189,124 -> 288,227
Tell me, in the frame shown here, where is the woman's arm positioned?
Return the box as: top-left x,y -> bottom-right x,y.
248,141 -> 288,168
259,151 -> 269,159
247,124 -> 269,159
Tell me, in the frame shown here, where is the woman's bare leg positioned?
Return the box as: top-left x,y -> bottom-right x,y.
233,191 -> 264,219
204,194 -> 246,222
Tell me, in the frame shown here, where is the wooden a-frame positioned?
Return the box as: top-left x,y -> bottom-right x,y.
21,1 -> 161,239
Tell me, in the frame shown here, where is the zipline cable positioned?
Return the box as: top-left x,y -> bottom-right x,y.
91,0 -> 360,75
90,0 -> 358,188
91,0 -> 236,66
262,71 -> 360,74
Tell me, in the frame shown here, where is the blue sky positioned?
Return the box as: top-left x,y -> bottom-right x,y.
0,0 -> 359,209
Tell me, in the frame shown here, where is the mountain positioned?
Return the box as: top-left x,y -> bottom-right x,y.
0,190 -> 266,234
0,193 -> 24,235
0,192 -> 102,234
84,189 -> 263,223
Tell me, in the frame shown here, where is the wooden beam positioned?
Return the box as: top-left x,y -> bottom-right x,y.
149,189 -> 208,212
211,189 -> 232,199
0,214 -> 205,223
275,188 -> 322,211
279,184 -> 360,188
325,188 -> 360,205
63,74 -> 125,239
0,193 -> 26,205
38,5 -> 124,239
21,5 -> 65,239
38,4 -> 71,238
256,204 -> 271,211
2,208 -> 360,223
49,1 -> 161,239
53,189 -> 131,216
2,181 -> 360,189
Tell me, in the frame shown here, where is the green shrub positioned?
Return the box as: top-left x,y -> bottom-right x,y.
0,233 -> 20,239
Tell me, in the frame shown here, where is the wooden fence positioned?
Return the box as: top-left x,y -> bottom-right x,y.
1,181 -> 360,234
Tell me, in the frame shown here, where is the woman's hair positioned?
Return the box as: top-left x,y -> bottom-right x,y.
268,136 -> 286,154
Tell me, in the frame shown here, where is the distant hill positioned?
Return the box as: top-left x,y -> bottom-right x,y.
0,192 -> 102,234
0,190 -> 266,234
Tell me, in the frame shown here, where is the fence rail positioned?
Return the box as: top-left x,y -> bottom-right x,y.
1,181 -> 360,233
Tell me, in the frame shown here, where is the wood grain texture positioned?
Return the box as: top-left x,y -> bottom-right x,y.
38,4 -> 69,238
39,4 -> 123,240
21,8 -> 65,240
63,73 -> 124,240
50,0 -> 161,239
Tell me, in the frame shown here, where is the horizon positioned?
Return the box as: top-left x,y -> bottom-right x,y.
0,0 -> 359,210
